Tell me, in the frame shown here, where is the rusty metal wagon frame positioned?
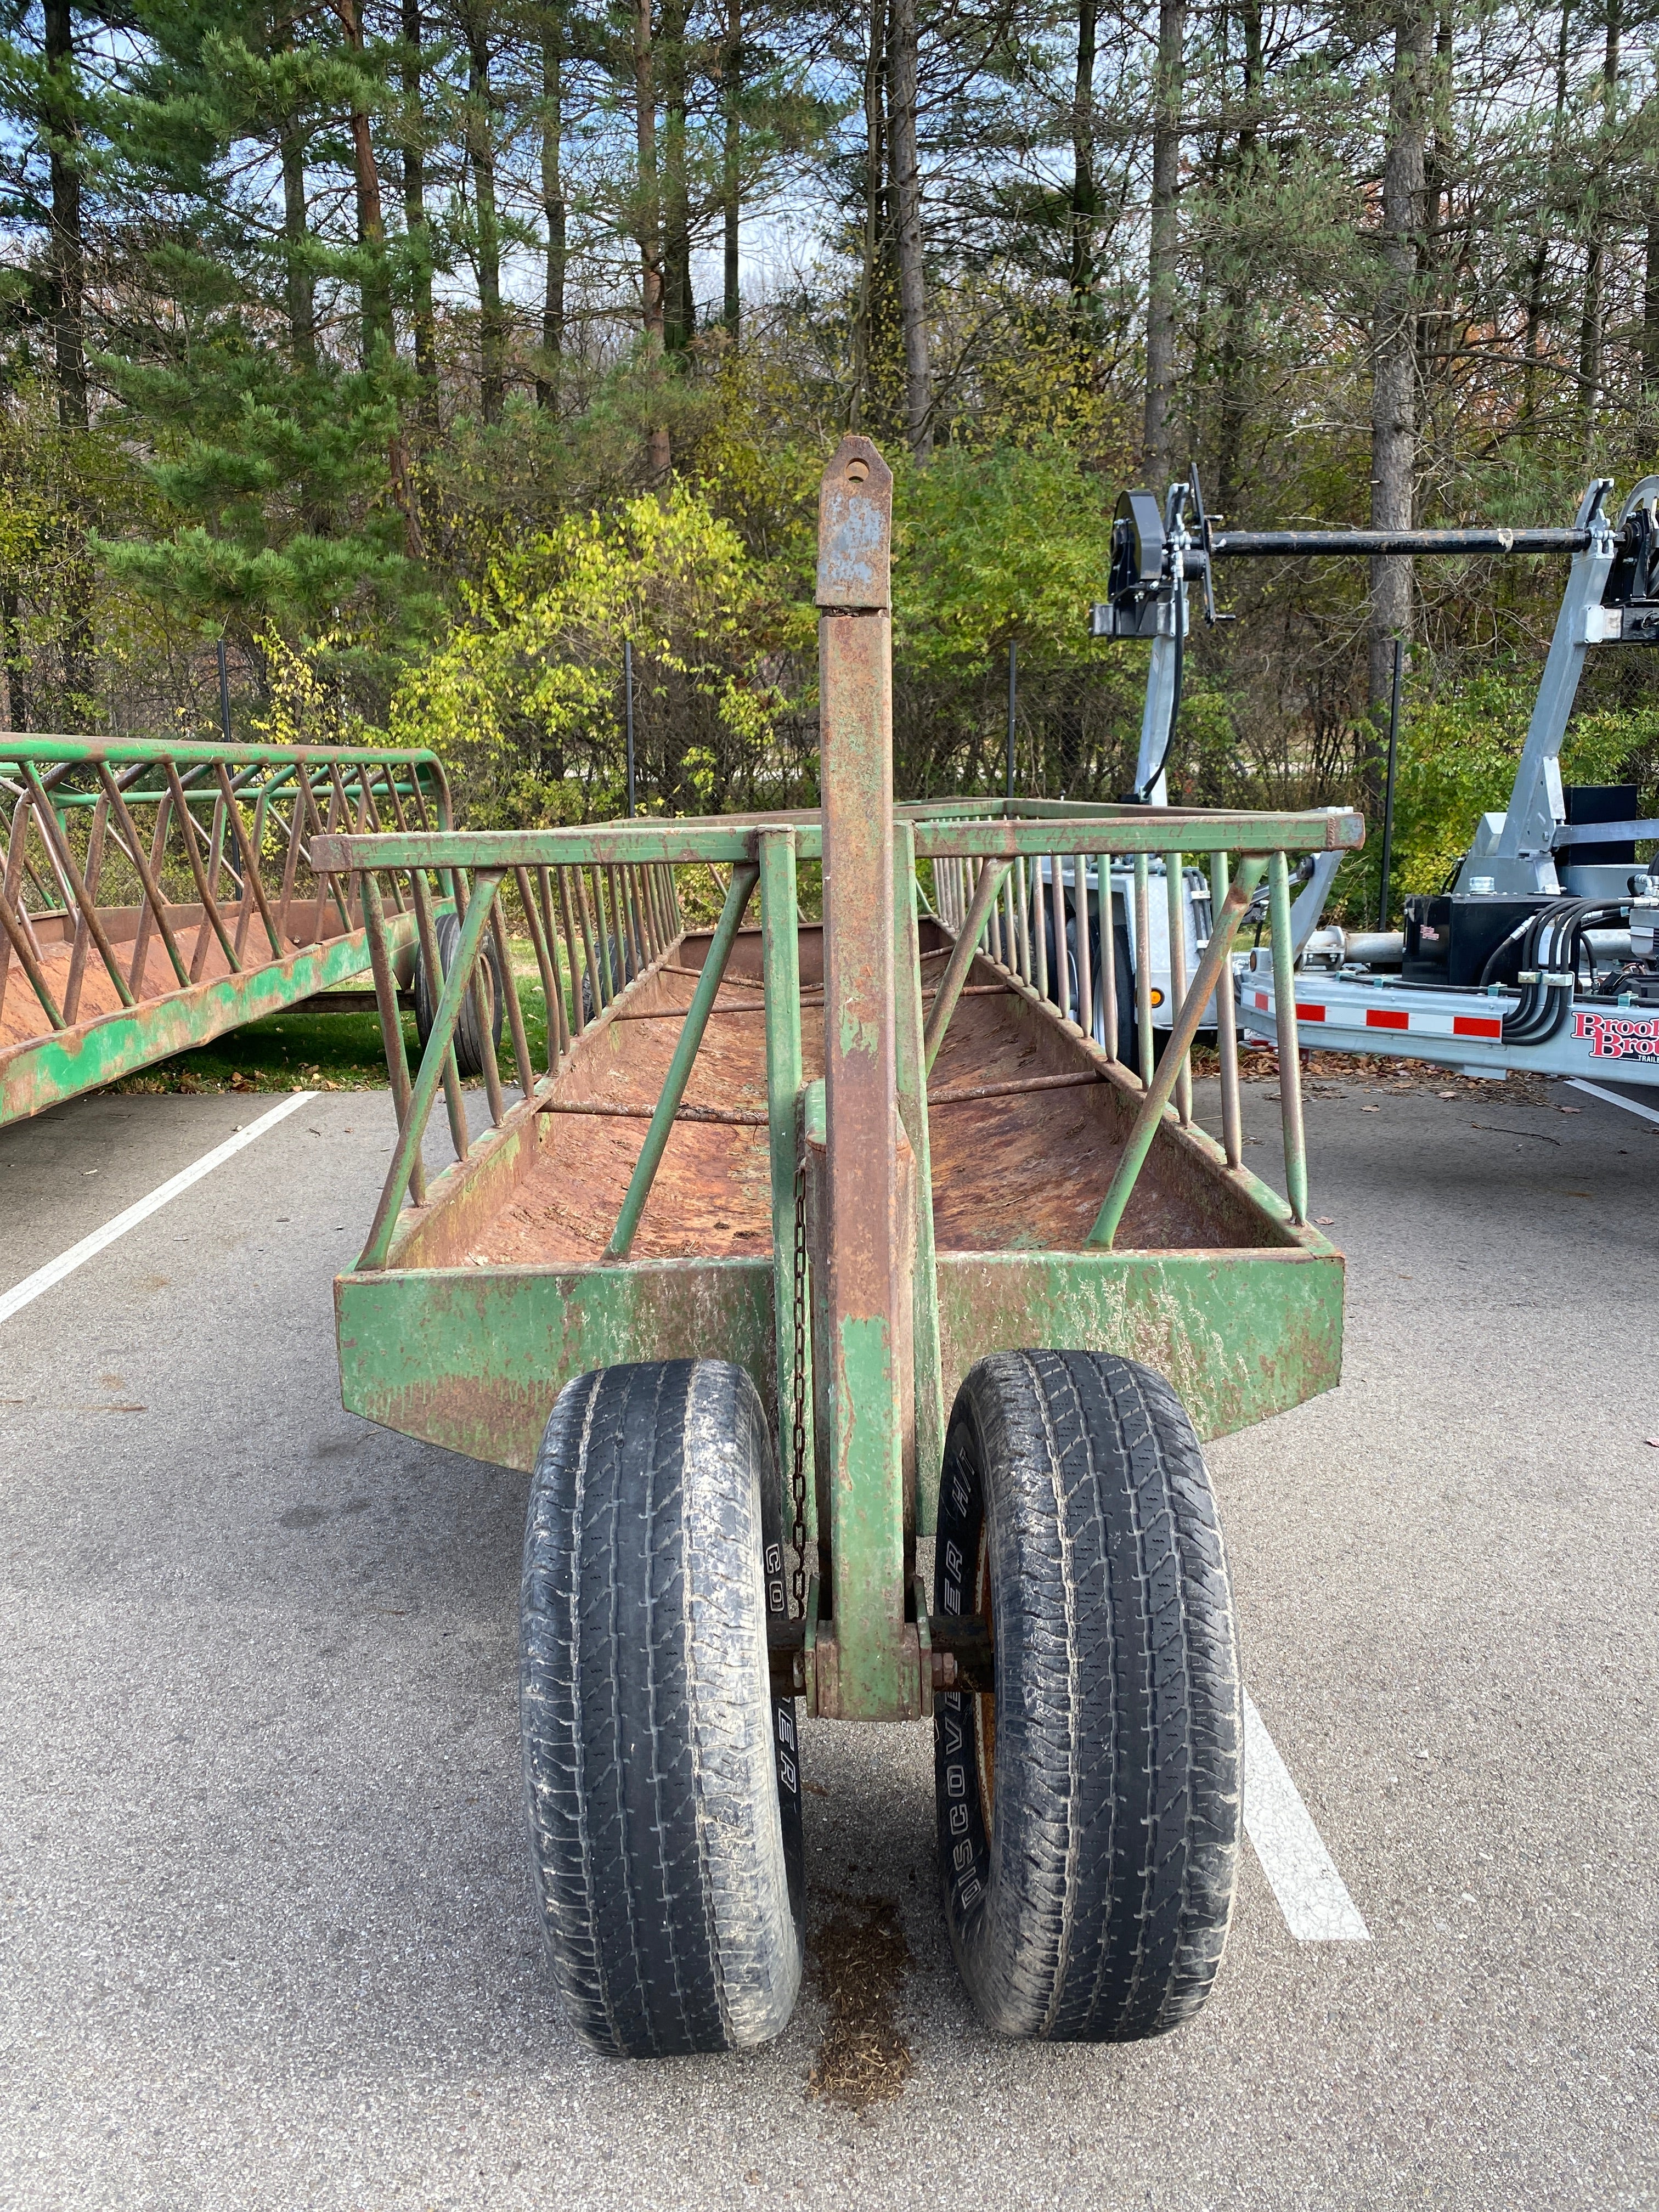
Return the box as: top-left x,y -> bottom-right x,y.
314,436 -> 1363,2056
0,733 -> 452,1125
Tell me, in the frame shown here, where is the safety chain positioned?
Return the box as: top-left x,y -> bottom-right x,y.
789,1154 -> 810,1616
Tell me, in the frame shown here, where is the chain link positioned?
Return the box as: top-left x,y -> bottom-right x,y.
789,1155 -> 809,1616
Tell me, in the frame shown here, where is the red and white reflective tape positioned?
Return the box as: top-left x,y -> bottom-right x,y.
1248,988 -> 1502,1041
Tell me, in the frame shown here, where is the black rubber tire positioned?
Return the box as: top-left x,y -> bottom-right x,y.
413,909 -> 505,1079
520,1359 -> 805,2057
934,1350 -> 1240,2042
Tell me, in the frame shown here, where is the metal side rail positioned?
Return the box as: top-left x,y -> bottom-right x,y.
0,733 -> 451,1125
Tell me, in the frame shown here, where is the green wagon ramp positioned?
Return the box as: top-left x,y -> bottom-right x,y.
0,735 -> 450,1125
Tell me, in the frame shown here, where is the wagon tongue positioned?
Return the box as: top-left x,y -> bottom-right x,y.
810,435 -> 925,1723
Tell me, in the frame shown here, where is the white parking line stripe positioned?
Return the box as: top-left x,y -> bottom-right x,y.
1565,1077 -> 1659,1125
0,1092 -> 317,1326
1243,1691 -> 1370,1942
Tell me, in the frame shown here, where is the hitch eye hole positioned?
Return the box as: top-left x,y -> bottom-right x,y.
846,458 -> 870,485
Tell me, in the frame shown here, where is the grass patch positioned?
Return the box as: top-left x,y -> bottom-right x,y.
111,953 -> 557,1097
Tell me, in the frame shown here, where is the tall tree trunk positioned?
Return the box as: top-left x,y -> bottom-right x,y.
335,0 -> 391,364
1215,0 -> 1261,516
1143,0 -> 1185,487
402,0 -> 438,428
1578,0 -> 1621,426
662,0 -> 692,356
1521,0 -> 1571,431
538,8 -> 566,406
850,0 -> 887,427
722,0 -> 741,336
888,0 -> 930,456
43,0 -> 87,432
635,0 -> 670,476
1414,1 -> 1452,475
1368,3 -> 1430,780
1644,206 -> 1659,408
467,26 -> 505,423
279,75 -> 317,374
1068,0 -> 1097,347
43,0 -> 91,720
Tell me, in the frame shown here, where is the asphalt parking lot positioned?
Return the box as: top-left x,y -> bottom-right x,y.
1,1071 -> 1654,2210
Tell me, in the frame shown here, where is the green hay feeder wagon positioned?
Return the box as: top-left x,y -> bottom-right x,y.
316,437 -> 1363,2056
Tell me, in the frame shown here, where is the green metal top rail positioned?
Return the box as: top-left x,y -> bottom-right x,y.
310,800 -> 1363,875
0,732 -> 445,770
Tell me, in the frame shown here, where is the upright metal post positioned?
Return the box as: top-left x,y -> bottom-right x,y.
623,639 -> 636,817
1005,639 -> 1017,798
816,432 -> 911,1722
217,640 -> 232,745
1377,636 -> 1402,930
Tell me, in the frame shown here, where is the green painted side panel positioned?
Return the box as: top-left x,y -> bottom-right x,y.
935,1246 -> 1345,1440
0,913 -> 421,1127
336,1256 -> 776,1472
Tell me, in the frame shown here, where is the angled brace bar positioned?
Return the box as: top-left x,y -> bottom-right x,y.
1086,853 -> 1269,1248
358,869 -> 505,1269
922,856 -> 1011,1073
606,861 -> 759,1260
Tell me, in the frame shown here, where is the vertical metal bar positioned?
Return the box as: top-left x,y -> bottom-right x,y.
1098,855 -> 1117,1059
361,870 -> 425,1206
473,911 -> 508,1128
1014,855 -> 1031,979
557,866 -> 588,1037
489,893 -> 536,1098
627,861 -> 651,975
1031,855 -> 1048,1001
573,864 -> 604,1012
1212,851 -> 1243,1169
359,871 -> 504,1268
923,857 -> 1009,1071
1378,636 -> 1403,929
538,866 -> 569,1063
606,863 -> 758,1259
1164,848 -> 1192,1126
759,826 -> 811,1547
517,865 -> 562,1075
1051,852 -> 1070,1022
1268,849 -> 1309,1223
592,866 -> 616,1003
1086,855 -> 1269,1248
607,864 -> 629,992
1133,853 -> 1154,1087
1076,853 -> 1093,1040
